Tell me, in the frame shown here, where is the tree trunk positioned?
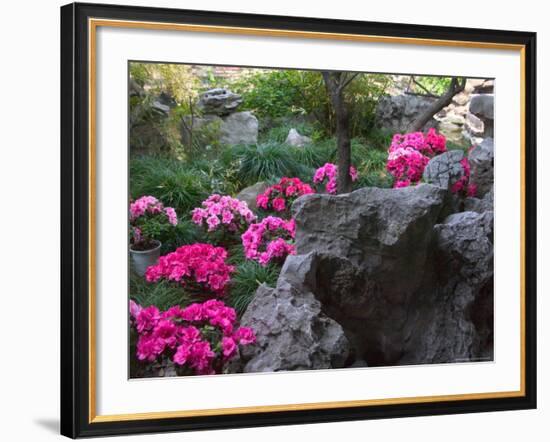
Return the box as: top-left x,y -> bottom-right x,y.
334,96 -> 352,193
407,77 -> 466,132
322,72 -> 353,194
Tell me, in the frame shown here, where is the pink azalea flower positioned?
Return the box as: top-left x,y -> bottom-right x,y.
129,300 -> 142,319
130,300 -> 255,375
272,197 -> 286,212
145,244 -> 234,296
313,163 -> 358,194
222,336 -> 237,359
234,327 -> 256,345
206,215 -> 220,231
242,216 -> 296,266
136,306 -> 160,333
164,207 -> 178,226
386,129 -> 447,187
192,195 -> 256,235
130,196 -> 177,246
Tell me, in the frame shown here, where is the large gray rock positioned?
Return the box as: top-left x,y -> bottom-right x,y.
240,258 -> 351,372
289,185 -> 449,364
197,88 -> 243,116
235,182 -> 268,211
468,94 -> 494,139
285,128 -> 312,147
465,185 -> 493,213
469,137 -> 494,197
423,150 -> 465,190
181,111 -> 258,146
376,94 -> 437,132
219,111 -> 258,145
242,184 -> 494,369
402,210 -> 495,364
469,94 -> 494,120
464,112 -> 484,136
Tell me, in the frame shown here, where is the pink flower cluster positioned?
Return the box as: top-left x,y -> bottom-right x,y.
192,194 -> 256,234
145,243 -> 235,296
130,299 -> 256,375
451,157 -> 477,197
242,216 -> 296,266
313,163 -> 358,194
386,129 -> 447,188
256,177 -> 314,213
130,195 -> 178,226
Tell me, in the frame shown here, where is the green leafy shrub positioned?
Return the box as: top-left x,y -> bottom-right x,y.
231,70 -> 304,119
228,261 -> 280,315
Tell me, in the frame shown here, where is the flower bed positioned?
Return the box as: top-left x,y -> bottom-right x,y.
130,299 -> 256,375
256,177 -> 314,213
386,129 -> 447,188
191,194 -> 256,235
241,216 -> 296,266
145,243 -> 235,296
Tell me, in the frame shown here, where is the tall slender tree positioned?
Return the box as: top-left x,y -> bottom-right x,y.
322,71 -> 359,194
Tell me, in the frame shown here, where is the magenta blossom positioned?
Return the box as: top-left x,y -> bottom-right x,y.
386,129 -> 447,188
313,163 -> 358,194
130,300 -> 256,376
192,194 -> 256,235
256,177 -> 314,213
242,216 -> 296,266
145,243 -> 234,296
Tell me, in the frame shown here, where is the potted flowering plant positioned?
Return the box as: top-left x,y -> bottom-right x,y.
129,299 -> 256,376
129,195 -> 178,276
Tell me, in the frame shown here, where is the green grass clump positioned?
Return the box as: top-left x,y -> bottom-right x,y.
129,271 -> 192,311
221,143 -> 305,186
130,156 -> 210,215
228,261 -> 280,315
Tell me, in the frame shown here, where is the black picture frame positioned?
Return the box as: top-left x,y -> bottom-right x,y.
61,2 -> 537,438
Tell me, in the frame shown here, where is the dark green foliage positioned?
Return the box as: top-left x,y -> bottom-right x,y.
130,156 -> 210,215
232,70 -> 392,139
228,261 -> 280,315
221,143 -> 305,186
349,139 -> 393,189
129,270 -> 193,311
160,219 -> 207,254
363,126 -> 393,151
231,70 -> 304,120
410,76 -> 452,96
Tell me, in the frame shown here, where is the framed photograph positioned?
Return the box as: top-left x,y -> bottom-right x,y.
60,2 -> 537,438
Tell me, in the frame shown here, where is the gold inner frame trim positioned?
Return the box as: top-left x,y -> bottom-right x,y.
88,18 -> 527,424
